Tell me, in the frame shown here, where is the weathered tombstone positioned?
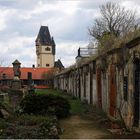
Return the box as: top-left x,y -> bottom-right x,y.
9,60 -> 23,108
11,77 -> 22,90
27,72 -> 34,94
11,59 -> 21,90
28,72 -> 33,87
8,90 -> 23,108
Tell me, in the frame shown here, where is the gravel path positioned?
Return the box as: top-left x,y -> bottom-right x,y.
59,115 -> 111,139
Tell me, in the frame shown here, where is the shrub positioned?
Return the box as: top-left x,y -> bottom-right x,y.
37,119 -> 59,139
17,115 -> 51,126
19,94 -> 70,118
0,119 -> 9,129
1,115 -> 59,139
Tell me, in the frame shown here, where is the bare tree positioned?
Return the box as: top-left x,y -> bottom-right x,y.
42,69 -> 56,87
89,2 -> 139,41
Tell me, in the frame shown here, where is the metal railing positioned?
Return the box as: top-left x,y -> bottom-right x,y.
77,47 -> 98,57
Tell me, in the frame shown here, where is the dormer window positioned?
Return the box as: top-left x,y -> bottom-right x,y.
45,47 -> 50,51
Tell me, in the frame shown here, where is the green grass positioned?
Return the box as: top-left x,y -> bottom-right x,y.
36,89 -> 86,115
69,99 -> 85,114
36,89 -> 62,96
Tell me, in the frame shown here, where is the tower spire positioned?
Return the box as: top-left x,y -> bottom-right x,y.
35,26 -> 55,68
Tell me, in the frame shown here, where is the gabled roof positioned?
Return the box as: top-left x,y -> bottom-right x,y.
0,67 -> 54,80
12,59 -> 21,65
54,59 -> 64,69
36,26 -> 52,45
35,26 -> 56,55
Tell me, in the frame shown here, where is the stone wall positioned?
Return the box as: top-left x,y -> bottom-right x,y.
54,37 -> 140,130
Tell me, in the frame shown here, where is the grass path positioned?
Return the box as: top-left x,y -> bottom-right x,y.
36,89 -> 113,139
36,89 -> 140,139
36,89 -> 112,138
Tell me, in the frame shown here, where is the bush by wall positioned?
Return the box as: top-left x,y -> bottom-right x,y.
19,94 -> 70,118
0,115 -> 59,139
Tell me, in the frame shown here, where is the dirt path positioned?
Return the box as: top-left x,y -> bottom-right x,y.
59,115 -> 111,139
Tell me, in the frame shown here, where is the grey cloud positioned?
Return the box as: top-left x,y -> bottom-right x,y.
0,0 -> 139,67
123,0 -> 140,5
0,6 -> 66,38
0,0 -> 16,7
0,0 -> 93,43
78,0 -> 106,10
0,0 -> 37,9
77,0 -> 133,10
49,9 -> 93,42
0,0 -> 59,10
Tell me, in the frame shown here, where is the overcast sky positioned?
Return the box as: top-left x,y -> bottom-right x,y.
0,0 -> 140,67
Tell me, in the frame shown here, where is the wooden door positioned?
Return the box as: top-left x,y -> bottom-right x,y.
90,69 -> 93,104
84,73 -> 86,98
109,65 -> 117,117
134,59 -> 140,126
78,73 -> 81,99
96,67 -> 102,108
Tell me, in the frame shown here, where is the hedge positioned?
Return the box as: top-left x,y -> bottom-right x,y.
19,94 -> 70,118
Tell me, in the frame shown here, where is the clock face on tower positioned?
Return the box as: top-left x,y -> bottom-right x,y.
45,47 -> 51,51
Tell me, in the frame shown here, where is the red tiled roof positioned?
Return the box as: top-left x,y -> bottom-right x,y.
34,85 -> 50,89
0,67 -> 54,80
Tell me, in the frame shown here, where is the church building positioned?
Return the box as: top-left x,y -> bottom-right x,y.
0,26 -> 64,88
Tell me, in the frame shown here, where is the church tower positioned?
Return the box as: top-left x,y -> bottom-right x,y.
35,26 -> 55,68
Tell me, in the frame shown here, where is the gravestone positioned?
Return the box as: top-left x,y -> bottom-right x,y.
8,90 -> 23,108
28,72 -> 33,87
11,60 -> 21,90
9,60 -> 23,108
27,72 -> 35,94
11,77 -> 21,90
